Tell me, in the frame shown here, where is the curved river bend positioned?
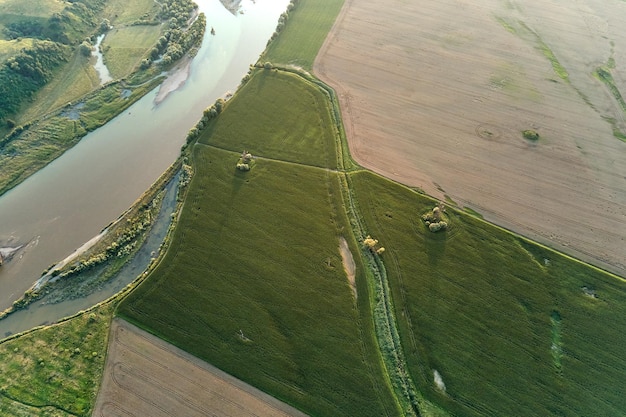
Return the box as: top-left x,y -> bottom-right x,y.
0,0 -> 289,312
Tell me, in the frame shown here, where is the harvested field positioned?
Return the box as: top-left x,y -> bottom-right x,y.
93,318 -> 309,417
315,0 -> 626,276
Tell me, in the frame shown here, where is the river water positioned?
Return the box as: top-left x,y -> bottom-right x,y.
0,0 -> 289,313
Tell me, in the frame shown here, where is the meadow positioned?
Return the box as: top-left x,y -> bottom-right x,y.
350,170 -> 626,416
118,68 -> 399,417
0,302 -> 114,417
101,25 -> 162,79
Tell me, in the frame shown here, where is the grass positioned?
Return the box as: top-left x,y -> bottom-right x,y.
0,38 -> 35,64
260,0 -> 344,70
0,301 -> 115,417
0,0 -> 63,40
101,25 -> 162,79
103,0 -> 160,26
19,50 -> 100,123
350,170 -> 626,417
117,69 -> 398,416
202,69 -> 338,169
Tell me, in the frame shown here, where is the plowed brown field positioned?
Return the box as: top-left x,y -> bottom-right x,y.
92,318 -> 308,417
315,0 -> 626,275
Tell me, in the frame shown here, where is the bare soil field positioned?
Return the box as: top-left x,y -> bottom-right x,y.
315,0 -> 626,276
92,318 -> 308,417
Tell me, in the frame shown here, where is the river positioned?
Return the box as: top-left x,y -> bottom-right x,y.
0,0 -> 289,313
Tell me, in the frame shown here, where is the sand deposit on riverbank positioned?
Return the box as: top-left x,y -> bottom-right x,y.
315,0 -> 626,275
155,55 -> 193,104
93,318 -> 308,417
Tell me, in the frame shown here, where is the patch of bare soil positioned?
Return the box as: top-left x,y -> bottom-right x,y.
92,318 -> 308,417
315,0 -> 626,276
339,237 -> 357,300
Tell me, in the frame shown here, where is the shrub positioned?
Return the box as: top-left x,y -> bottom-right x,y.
522,129 -> 539,141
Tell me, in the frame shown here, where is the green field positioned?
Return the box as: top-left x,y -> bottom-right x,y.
351,171 -> 626,416
202,69 -> 338,169
103,0 -> 160,26
20,51 -> 100,122
118,69 -> 399,416
0,0 -> 63,40
102,25 -> 162,78
0,302 -> 114,417
260,0 -> 345,70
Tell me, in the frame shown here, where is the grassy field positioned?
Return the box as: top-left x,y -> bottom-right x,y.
102,25 -> 162,79
103,0 -> 160,26
117,69 -> 398,417
0,302 -> 114,417
260,0 -> 344,70
0,0 -> 63,40
350,170 -> 626,416
19,51 -> 100,122
202,69 -> 338,169
0,38 -> 35,64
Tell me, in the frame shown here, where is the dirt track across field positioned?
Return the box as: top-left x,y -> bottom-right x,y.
315,0 -> 626,276
92,318 -> 308,417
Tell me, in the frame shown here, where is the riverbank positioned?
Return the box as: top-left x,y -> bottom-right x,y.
0,155 -> 188,335
0,2 -> 205,199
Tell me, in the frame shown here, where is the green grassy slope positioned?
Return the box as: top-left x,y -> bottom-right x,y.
351,171 -> 626,417
260,0 -> 344,70
118,70 -> 398,416
202,70 -> 338,169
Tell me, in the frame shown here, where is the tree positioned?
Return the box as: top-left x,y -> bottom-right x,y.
79,41 -> 92,56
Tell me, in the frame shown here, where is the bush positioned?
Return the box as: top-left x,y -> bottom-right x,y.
522,129 -> 539,141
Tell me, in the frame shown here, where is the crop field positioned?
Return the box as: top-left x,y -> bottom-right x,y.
260,0 -> 344,70
350,170 -> 626,416
202,69 -> 338,169
118,70 -> 398,417
102,25 -> 162,79
0,301 -> 114,417
315,0 -> 626,276
94,318 -> 309,417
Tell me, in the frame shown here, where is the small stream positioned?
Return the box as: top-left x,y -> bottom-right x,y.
92,33 -> 113,84
0,174 -> 180,340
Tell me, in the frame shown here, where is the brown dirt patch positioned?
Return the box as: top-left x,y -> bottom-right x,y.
315,0 -> 626,276
92,318 -> 308,417
339,237 -> 357,300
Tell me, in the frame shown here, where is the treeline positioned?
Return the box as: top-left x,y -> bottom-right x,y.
0,41 -> 70,122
